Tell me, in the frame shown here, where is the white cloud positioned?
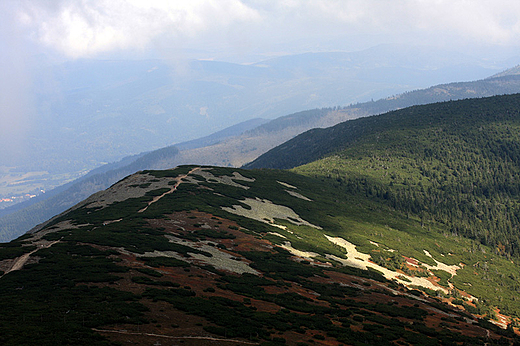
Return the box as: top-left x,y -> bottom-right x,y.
401,0 -> 520,44
13,0 -> 520,59
17,0 -> 261,58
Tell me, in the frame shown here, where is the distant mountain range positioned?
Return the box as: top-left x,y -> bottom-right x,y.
15,44 -> 517,176
165,67 -> 520,170
3,65 -> 520,242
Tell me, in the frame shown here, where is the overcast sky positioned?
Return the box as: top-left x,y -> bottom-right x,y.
3,0 -> 520,62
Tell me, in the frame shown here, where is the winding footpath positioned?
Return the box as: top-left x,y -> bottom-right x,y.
92,328 -> 260,345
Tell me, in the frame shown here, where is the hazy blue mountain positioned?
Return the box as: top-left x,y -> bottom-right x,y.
175,117 -> 269,150
489,64 -> 520,78
4,59 -> 520,243
19,45 -> 515,176
127,64 -> 520,170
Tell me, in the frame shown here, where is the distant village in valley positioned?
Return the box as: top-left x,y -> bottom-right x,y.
0,190 -> 44,209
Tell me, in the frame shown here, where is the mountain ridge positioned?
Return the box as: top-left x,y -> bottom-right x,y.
1,165 -> 518,344
245,93 -> 520,169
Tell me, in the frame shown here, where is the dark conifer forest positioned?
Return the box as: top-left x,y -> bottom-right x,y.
249,94 -> 520,258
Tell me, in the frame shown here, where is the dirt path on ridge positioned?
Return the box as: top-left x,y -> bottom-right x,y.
138,167 -> 201,213
3,240 -> 60,276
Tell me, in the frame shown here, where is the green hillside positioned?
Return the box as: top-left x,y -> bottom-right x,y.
4,88 -> 520,344
247,94 -> 520,258
0,165 -> 519,344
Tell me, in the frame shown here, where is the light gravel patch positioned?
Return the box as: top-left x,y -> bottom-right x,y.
138,250 -> 186,261
325,235 -> 448,294
280,241 -> 319,259
193,168 -> 255,189
222,197 -> 321,229
285,190 -> 312,201
142,235 -> 259,275
267,232 -> 287,239
189,245 -> 259,275
422,250 -> 461,276
277,181 -> 297,189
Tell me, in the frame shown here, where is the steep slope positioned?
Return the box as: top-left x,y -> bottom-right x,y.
0,166 -> 518,345
246,93 -> 520,288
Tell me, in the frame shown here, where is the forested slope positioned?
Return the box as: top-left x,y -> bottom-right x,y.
247,93 -> 520,258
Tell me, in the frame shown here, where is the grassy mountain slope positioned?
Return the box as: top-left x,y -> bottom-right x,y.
246,93 -> 520,270
0,166 -> 518,345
